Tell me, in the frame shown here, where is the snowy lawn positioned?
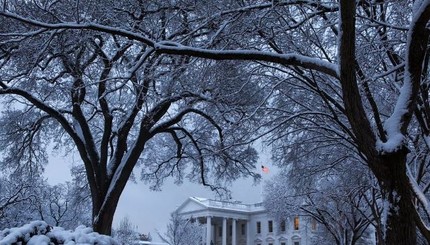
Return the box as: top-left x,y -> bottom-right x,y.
0,221 -> 119,245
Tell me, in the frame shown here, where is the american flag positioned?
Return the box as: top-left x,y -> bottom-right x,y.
261,165 -> 269,173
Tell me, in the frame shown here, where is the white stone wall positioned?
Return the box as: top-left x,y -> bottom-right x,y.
248,214 -> 315,245
176,198 -> 318,245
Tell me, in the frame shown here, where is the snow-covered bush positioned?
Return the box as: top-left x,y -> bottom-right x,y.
0,221 -> 119,245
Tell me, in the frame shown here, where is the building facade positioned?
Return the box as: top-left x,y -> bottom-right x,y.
175,197 -> 318,245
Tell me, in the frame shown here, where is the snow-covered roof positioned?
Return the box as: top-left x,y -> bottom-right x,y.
177,196 -> 265,214
191,196 -> 265,212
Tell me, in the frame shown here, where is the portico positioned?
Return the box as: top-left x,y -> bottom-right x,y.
175,197 -> 264,245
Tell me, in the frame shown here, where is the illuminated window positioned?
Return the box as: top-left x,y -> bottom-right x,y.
268,220 -> 273,233
280,220 -> 286,232
257,221 -> 261,234
294,216 -> 299,230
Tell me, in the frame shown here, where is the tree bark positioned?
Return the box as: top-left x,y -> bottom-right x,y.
92,199 -> 118,235
89,178 -> 126,235
373,150 -> 416,245
87,166 -> 134,235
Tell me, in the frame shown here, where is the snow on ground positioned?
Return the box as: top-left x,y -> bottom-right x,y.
0,221 -> 119,245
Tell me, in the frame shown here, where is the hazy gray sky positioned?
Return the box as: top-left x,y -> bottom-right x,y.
44,145 -> 276,242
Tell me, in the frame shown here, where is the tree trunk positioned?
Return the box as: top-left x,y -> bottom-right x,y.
88,159 -> 137,235
373,149 -> 416,245
93,201 -> 117,236
89,180 -> 129,236
90,186 -> 124,236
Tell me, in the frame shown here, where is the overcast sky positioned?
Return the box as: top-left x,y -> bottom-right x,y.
44,145 -> 276,242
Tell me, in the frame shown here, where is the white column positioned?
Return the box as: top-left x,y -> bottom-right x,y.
202,220 -> 207,245
222,217 -> 227,245
206,216 -> 212,245
246,220 -> 252,245
232,219 -> 237,245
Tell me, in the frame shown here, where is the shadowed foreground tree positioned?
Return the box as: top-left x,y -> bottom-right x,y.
0,0 -> 262,235
2,1 -> 430,244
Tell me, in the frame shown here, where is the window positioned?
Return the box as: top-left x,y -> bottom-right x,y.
229,225 -> 233,236
311,218 -> 317,231
268,220 -> 273,233
268,243 -> 273,245
218,226 -> 222,237
257,221 -> 261,234
281,243 -> 286,245
292,235 -> 301,245
280,220 -> 286,232
241,224 -> 245,235
294,216 -> 299,230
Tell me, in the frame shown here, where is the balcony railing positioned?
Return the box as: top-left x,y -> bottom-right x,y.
199,198 -> 264,211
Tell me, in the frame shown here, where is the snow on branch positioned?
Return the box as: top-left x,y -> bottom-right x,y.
154,44 -> 339,78
0,11 -> 339,79
377,0 -> 430,153
407,165 -> 430,218
0,86 -> 83,146
0,11 -> 155,46
408,166 -> 430,240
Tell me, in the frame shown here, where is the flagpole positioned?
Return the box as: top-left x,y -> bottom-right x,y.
260,176 -> 264,203
260,165 -> 269,203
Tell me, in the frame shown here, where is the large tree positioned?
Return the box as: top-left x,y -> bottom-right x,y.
0,0 -> 262,235
2,1 -> 430,244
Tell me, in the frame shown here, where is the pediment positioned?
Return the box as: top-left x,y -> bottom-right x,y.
176,197 -> 207,214
266,237 -> 275,242
292,235 -> 301,240
279,236 -> 288,241
254,238 -> 263,243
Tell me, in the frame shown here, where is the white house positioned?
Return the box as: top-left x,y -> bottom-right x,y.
175,197 -> 318,245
